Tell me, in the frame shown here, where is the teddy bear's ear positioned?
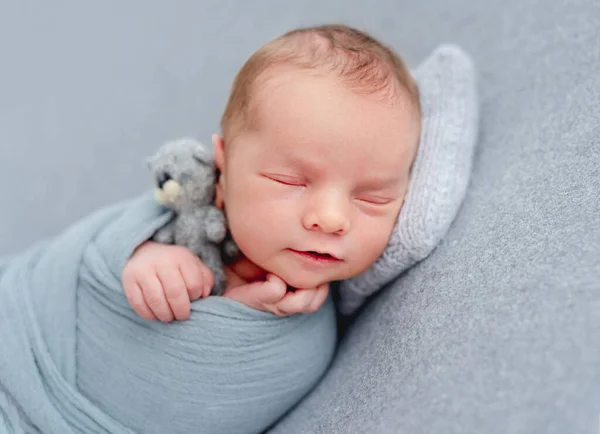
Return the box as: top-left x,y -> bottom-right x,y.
191,144 -> 214,166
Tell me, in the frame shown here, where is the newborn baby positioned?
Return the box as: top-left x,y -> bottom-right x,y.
123,24 -> 422,321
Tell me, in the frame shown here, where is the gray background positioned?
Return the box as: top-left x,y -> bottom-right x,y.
1,0 -> 449,255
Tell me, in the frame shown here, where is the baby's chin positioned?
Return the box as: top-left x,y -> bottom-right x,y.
275,268 -> 351,290
250,253 -> 368,289
265,266 -> 321,289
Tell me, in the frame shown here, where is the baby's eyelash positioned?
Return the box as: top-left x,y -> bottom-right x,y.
262,174 -> 306,187
275,178 -> 304,187
356,196 -> 394,205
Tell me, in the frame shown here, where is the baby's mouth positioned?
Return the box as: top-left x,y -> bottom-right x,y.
289,249 -> 342,263
307,251 -> 336,259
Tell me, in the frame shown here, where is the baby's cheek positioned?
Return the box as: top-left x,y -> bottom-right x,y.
354,222 -> 394,265
228,201 -> 281,254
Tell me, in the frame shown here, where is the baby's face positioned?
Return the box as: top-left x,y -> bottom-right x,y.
215,68 -> 420,289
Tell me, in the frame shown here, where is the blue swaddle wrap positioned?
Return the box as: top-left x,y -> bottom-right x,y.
0,194 -> 337,434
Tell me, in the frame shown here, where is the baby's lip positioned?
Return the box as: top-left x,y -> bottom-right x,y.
290,249 -> 342,261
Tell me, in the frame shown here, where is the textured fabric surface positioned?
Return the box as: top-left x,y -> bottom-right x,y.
0,194 -> 336,434
338,44 -> 478,315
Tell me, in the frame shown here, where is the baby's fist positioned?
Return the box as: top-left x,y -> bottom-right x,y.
223,274 -> 329,316
122,241 -> 214,322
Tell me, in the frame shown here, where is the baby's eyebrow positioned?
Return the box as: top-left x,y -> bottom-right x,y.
281,153 -> 322,173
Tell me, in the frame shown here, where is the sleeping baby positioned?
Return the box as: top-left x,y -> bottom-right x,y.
0,22 -> 476,434
122,24 -> 422,321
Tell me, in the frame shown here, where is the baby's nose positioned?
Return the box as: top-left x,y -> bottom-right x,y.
318,214 -> 350,234
303,201 -> 350,235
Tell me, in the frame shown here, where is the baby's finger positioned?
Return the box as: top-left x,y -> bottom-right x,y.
306,283 -> 330,313
139,273 -> 175,323
179,258 -> 208,301
124,281 -> 157,321
199,262 -> 215,298
222,280 -> 264,310
157,266 -> 191,321
223,274 -> 287,311
258,274 -> 288,305
276,287 -> 319,316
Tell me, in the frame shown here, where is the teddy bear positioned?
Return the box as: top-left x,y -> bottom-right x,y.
147,137 -> 238,295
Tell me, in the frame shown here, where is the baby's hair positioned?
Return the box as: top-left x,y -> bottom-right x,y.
220,24 -> 420,143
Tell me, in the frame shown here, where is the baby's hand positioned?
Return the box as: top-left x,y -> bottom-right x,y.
223,274 -> 329,316
122,241 -> 213,322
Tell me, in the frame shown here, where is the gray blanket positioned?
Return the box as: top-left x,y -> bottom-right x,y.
0,194 -> 337,434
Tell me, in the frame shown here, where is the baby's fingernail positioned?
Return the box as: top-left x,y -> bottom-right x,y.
204,285 -> 211,296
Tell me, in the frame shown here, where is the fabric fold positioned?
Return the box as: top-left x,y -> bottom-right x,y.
0,193 -> 337,434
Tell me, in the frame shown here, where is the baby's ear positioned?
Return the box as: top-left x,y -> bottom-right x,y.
214,182 -> 225,209
212,134 -> 226,172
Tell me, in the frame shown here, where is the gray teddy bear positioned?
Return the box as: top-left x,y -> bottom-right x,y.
147,137 -> 238,295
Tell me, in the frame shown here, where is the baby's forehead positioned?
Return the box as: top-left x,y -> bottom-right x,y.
255,62 -> 407,104
221,25 -> 420,147
251,66 -> 416,126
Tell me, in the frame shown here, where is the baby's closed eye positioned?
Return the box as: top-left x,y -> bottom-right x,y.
260,173 -> 307,187
259,171 -> 401,207
354,195 -> 395,205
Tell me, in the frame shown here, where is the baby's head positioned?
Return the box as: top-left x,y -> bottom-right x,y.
213,24 -> 421,289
